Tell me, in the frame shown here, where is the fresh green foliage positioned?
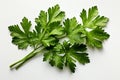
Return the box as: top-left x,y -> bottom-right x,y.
43,41 -> 89,72
9,4 -> 110,73
80,6 -> 109,48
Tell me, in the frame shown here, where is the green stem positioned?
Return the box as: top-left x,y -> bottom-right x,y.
57,34 -> 66,39
39,22 -> 50,41
15,51 -> 38,69
10,46 -> 44,70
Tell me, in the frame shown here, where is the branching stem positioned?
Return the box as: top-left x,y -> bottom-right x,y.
10,46 -> 44,70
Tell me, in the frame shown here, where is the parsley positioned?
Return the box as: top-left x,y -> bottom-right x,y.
9,4 -> 110,73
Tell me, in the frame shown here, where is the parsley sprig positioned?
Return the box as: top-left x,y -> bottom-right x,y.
9,4 -> 110,73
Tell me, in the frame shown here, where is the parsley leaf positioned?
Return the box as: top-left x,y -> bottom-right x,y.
86,27 -> 110,48
63,17 -> 85,44
8,17 -> 37,49
43,41 -> 89,72
80,6 -> 110,48
9,5 -> 110,73
80,6 -> 109,29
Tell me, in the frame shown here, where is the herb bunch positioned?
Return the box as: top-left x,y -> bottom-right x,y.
9,4 -> 110,73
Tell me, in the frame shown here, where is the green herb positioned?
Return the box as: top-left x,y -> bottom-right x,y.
9,4 -> 110,73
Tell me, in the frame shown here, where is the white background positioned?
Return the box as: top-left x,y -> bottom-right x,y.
0,0 -> 120,80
